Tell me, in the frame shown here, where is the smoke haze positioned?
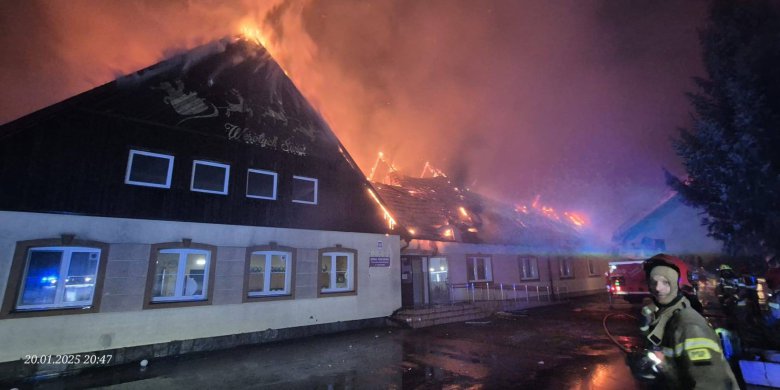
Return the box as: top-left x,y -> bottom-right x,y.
0,0 -> 707,242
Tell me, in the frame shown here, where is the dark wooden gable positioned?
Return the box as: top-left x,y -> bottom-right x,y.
0,39 -> 389,234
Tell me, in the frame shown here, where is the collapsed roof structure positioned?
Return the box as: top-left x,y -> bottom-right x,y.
373,171 -> 584,251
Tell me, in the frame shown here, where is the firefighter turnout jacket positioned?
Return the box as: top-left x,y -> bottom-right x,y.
648,295 -> 739,389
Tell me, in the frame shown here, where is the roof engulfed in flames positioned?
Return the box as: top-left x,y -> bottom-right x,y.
372,172 -> 583,247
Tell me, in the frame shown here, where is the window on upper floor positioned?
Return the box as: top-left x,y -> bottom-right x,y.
1,238 -> 108,318
144,242 -> 216,308
318,248 -> 356,295
246,169 -> 278,200
467,255 -> 492,283
191,160 -> 230,195
125,149 -> 174,188
519,256 -> 539,280
245,247 -> 294,298
292,176 -> 318,204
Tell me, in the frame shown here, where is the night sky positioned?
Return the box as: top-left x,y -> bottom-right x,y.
0,0 -> 708,243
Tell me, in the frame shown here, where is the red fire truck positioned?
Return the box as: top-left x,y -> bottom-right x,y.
607,258 -> 697,304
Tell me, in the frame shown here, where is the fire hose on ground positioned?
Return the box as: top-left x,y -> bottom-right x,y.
602,312 -> 666,381
602,312 -> 637,353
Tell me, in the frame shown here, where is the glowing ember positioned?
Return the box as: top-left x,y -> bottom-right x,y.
541,206 -> 560,221
443,228 -> 453,237
420,161 -> 448,178
467,227 -> 478,233
458,206 -> 468,217
517,196 -> 589,229
408,228 -> 416,235
369,151 -> 399,181
563,211 -> 587,227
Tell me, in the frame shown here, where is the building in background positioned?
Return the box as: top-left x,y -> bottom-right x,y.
612,190 -> 723,266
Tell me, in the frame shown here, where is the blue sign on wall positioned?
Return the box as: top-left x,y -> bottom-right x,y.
369,257 -> 391,267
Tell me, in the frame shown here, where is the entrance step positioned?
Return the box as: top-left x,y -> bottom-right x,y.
391,304 -> 491,328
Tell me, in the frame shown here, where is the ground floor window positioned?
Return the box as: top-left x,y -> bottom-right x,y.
145,243 -> 216,308
587,258 -> 599,276
17,247 -> 101,310
467,255 -> 492,282
1,238 -> 108,318
519,256 -> 539,280
319,248 -> 356,295
246,248 -> 293,297
559,257 -> 574,278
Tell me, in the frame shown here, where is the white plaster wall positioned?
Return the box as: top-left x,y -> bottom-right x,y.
554,257 -> 610,295
0,211 -> 401,362
411,240 -> 608,295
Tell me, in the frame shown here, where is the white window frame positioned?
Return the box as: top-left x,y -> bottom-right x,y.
559,257 -> 574,278
320,251 -> 354,293
125,149 -> 174,188
467,255 -> 493,282
292,175 -> 318,205
246,169 -> 278,200
16,246 -> 101,311
190,160 -> 230,195
519,256 -> 539,280
248,250 -> 292,296
151,248 -> 211,302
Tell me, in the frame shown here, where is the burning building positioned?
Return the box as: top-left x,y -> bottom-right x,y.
0,38 -> 401,378
370,159 -> 610,310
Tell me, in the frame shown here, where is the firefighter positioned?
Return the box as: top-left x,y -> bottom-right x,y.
629,253 -> 739,389
716,265 -> 740,312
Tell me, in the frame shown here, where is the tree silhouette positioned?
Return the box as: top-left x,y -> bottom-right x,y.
668,0 -> 780,259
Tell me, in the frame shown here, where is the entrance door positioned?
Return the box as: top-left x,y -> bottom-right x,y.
428,257 -> 449,304
401,256 -> 426,307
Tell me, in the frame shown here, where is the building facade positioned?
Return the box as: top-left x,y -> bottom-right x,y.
612,191 -> 723,264
373,174 -> 609,307
0,39 -> 400,376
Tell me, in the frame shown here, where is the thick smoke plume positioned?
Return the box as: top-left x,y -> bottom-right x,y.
0,0 -> 707,244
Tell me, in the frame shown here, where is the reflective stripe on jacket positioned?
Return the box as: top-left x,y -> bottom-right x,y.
657,297 -> 739,389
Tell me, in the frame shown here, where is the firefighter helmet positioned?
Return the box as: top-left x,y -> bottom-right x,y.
643,253 -> 682,280
718,264 -> 733,271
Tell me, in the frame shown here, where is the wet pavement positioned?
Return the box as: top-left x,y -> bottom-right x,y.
14,294 -> 648,389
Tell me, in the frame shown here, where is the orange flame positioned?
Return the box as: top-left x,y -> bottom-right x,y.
517,197 -> 588,228
564,211 -> 587,227
239,24 -> 271,50
237,22 -> 290,77
367,188 -> 396,230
